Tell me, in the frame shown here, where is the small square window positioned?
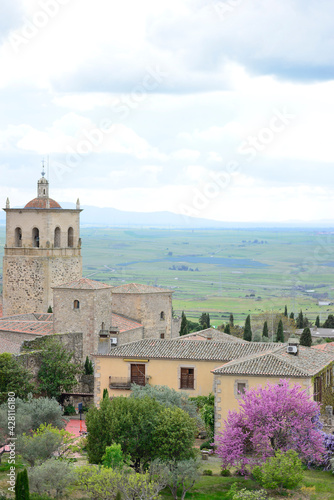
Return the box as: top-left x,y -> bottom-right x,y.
234,380 -> 248,398
237,383 -> 246,395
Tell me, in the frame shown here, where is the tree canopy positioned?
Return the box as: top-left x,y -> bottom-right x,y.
276,319 -> 284,343
0,353 -> 34,404
323,314 -> 334,329
86,395 -> 196,470
215,380 -> 325,474
37,338 -> 80,400
243,315 -> 252,341
300,327 -> 312,347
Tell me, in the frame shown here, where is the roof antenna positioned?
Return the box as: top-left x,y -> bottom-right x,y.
47,155 -> 50,182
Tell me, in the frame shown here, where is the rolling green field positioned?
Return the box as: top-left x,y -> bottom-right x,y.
1,226 -> 334,326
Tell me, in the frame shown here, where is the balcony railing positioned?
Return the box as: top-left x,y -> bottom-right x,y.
109,377 -> 132,390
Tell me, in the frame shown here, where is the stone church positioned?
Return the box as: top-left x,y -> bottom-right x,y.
0,174 -> 181,361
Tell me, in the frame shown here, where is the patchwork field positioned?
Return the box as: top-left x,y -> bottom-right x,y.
1,226 -> 334,327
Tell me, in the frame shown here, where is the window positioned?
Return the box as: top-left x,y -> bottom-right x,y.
237,383 -> 246,395
54,227 -> 61,247
68,227 -> 74,247
131,364 -> 146,386
160,311 -> 165,320
74,300 -> 80,310
15,227 -> 22,247
234,379 -> 248,399
160,333 -> 165,339
180,367 -> 194,389
32,227 -> 39,248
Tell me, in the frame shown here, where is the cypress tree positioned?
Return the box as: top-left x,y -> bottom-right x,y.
296,310 -> 304,329
289,312 -> 294,320
276,319 -> 284,343
84,356 -> 94,375
224,324 -> 230,334
103,388 -> 109,399
47,305 -> 53,313
284,305 -> 288,317
15,469 -> 29,500
300,327 -> 312,347
229,313 -> 234,327
243,315 -> 252,341
315,315 -> 320,328
180,311 -> 188,336
262,321 -> 269,338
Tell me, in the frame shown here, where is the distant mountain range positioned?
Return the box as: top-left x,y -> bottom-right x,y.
1,203 -> 334,229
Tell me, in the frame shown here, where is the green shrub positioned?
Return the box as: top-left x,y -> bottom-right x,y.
63,404 -> 76,416
230,486 -> 270,499
221,468 -> 231,476
200,439 -> 214,450
252,449 -> 303,490
202,469 -> 213,476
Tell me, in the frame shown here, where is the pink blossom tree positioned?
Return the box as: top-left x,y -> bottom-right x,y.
215,379 -> 325,473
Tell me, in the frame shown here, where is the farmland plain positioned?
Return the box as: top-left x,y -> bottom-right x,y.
1,226 -> 334,327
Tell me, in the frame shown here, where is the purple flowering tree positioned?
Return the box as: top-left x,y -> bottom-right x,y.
215,379 -> 325,473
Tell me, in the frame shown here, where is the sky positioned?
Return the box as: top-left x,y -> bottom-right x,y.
0,0 -> 334,222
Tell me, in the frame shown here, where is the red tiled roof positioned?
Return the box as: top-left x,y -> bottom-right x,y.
0,303 -> 2,318
112,283 -> 173,294
0,320 -> 53,335
54,278 -> 112,290
312,342 -> 334,352
24,197 -> 61,209
0,336 -> 22,354
111,313 -> 143,333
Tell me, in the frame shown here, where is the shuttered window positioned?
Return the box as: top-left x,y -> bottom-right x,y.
180,368 -> 194,389
131,364 -> 146,386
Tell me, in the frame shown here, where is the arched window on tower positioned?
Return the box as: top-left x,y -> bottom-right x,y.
74,300 -> 80,310
160,311 -> 165,320
68,227 -> 73,247
15,227 -> 22,247
32,227 -> 39,248
54,227 -> 61,247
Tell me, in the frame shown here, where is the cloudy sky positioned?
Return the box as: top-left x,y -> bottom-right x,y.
0,0 -> 333,222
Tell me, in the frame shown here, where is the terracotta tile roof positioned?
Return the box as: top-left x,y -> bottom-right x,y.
111,313 -> 143,333
0,336 -> 22,354
24,197 -> 61,209
93,339 -> 280,361
175,328 -> 246,343
112,283 -> 173,294
0,303 -> 2,318
53,278 -> 112,290
0,319 -> 53,335
312,342 -> 334,353
212,345 -> 334,377
0,313 -> 53,322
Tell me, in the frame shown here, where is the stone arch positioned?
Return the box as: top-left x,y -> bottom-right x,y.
68,227 -> 74,247
14,227 -> 22,247
32,227 -> 39,248
54,227 -> 61,247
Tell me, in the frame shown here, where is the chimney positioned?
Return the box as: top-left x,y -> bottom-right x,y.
206,331 -> 213,341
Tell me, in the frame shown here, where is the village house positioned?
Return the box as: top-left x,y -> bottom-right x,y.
212,339 -> 334,432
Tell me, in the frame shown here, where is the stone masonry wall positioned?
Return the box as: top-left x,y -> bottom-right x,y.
112,292 -> 173,339
3,255 -> 82,316
53,288 -> 112,360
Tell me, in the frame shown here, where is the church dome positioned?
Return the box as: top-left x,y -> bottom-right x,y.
24,198 -> 62,209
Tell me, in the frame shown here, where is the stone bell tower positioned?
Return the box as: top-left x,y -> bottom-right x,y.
2,171 -> 82,316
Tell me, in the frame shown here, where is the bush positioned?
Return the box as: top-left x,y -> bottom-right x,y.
229,484 -> 271,500
221,468 -> 231,476
200,440 -> 214,450
252,450 -> 303,490
202,469 -> 212,476
63,404 -> 76,416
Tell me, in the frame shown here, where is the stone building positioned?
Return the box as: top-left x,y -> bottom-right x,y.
2,173 -> 82,316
